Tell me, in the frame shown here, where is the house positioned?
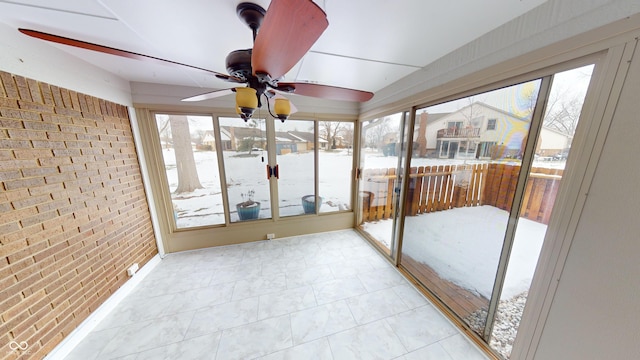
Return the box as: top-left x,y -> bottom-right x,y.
1,1 -> 639,360
220,125 -> 267,151
421,102 -> 573,159
200,130 -> 220,150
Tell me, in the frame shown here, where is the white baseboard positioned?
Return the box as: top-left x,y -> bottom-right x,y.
43,254 -> 162,360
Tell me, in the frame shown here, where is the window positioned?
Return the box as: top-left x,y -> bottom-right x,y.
318,121 -> 354,213
155,114 -> 225,228
487,118 -> 497,130
219,117 -> 271,222
275,119 -> 316,217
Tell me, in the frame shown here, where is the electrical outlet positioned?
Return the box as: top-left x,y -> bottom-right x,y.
266,233 -> 275,240
127,263 -> 139,277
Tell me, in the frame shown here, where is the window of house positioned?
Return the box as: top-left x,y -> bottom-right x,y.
487,118 -> 497,130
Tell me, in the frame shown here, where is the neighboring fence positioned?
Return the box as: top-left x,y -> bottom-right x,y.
360,163 -> 563,225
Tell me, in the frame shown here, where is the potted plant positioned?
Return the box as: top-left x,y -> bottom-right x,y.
301,194 -> 323,214
236,190 -> 261,220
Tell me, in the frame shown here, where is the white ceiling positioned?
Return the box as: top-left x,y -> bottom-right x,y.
0,0 -> 547,101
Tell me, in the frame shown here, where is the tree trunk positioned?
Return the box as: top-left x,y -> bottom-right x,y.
170,115 -> 203,193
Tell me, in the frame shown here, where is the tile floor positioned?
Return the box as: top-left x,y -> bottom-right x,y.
64,230 -> 489,360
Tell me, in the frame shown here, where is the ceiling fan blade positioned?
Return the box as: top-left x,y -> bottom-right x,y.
182,88 -> 235,102
278,82 -> 374,102
19,28 -> 242,82
252,0 -> 328,80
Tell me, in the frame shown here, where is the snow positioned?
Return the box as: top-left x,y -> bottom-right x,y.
362,205 -> 545,299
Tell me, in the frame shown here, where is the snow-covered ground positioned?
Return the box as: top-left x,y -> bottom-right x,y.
362,205 -> 545,300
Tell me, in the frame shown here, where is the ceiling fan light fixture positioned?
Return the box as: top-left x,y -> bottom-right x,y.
274,98 -> 291,122
235,87 -> 258,121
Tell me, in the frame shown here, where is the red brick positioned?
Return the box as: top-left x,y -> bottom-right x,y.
26,78 -> 42,104
11,194 -> 50,210
0,221 -> 20,237
31,140 -> 65,149
39,82 -> 54,106
4,177 -> 45,191
0,170 -> 21,181
72,117 -> 96,127
41,113 -> 71,124
20,210 -> 57,228
0,149 -> 13,161
54,107 -> 82,117
13,148 -> 53,160
38,156 -> 71,167
68,91 -> 81,111
21,167 -> 58,178
45,131 -> 76,141
7,129 -> 47,140
0,107 -> 22,119
13,76 -> 32,101
18,100 -> 52,113
0,118 -> 23,129
0,97 -> 18,108
0,71 -> 18,98
0,139 -> 31,149
23,120 -> 59,132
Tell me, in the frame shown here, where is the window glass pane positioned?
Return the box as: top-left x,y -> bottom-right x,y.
319,121 -> 354,213
274,119 -> 316,217
490,64 -> 594,359
357,112 -> 406,255
219,117 -> 271,222
399,79 -> 542,338
155,114 -> 224,228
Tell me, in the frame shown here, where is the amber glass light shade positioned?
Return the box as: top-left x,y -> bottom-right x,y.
235,87 -> 258,120
274,98 -> 291,121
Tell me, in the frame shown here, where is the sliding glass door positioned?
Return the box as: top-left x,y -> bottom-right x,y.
395,63 -> 595,359
357,112 -> 409,256
399,79 -> 543,339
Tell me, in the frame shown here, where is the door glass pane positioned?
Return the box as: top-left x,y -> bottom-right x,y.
357,112 -> 406,255
274,119 -> 316,217
490,65 -> 594,359
219,117 -> 271,222
319,121 -> 354,213
155,114 -> 224,228
400,79 -> 542,337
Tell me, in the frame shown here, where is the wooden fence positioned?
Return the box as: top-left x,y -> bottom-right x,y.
360,163 -> 563,225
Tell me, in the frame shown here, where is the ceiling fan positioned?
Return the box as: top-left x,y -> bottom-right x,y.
18,0 -> 374,122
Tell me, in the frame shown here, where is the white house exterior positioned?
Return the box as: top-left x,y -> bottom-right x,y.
423,102 -> 572,159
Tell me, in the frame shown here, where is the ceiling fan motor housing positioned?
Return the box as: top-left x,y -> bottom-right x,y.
226,49 -> 253,79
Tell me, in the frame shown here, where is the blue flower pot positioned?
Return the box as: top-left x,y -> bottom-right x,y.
302,195 -> 322,214
237,202 -> 261,220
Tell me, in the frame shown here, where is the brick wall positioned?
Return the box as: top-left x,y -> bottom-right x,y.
0,71 -> 157,359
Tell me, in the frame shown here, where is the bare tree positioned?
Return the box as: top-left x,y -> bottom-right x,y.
319,121 -> 346,149
364,117 -> 393,148
169,115 -> 203,193
543,96 -> 582,138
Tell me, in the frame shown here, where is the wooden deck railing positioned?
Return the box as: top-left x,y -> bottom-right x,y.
360,163 -> 563,225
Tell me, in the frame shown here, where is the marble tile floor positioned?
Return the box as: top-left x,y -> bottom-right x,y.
64,230 -> 489,360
